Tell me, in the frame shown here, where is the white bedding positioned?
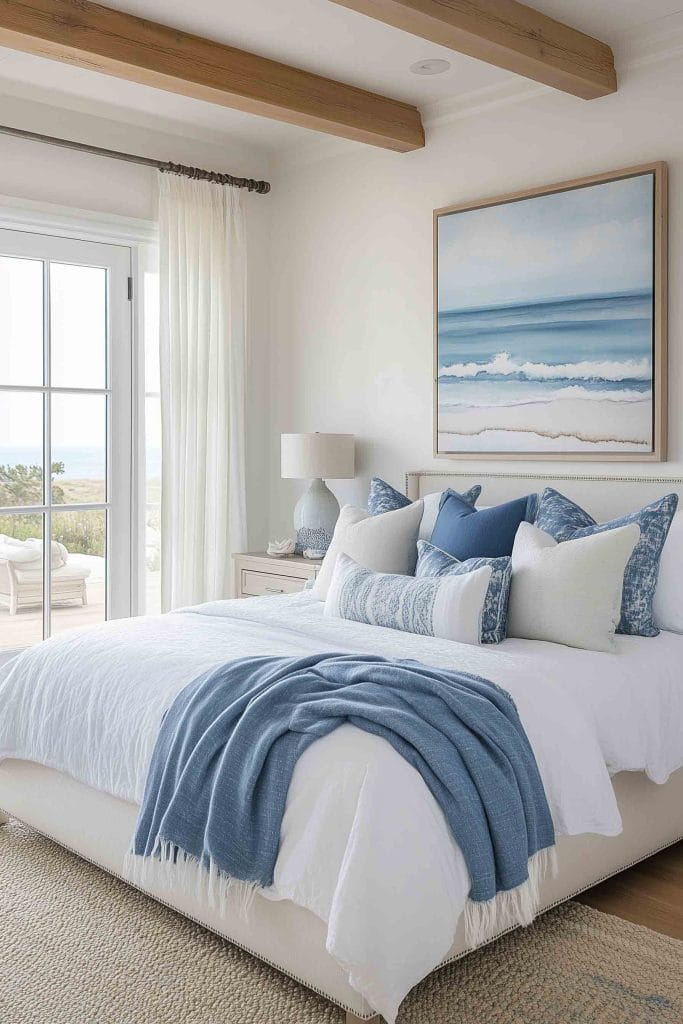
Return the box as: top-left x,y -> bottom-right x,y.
1,593 -> 682,1022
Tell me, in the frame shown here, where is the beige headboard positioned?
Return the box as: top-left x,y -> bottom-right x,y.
405,470 -> 683,522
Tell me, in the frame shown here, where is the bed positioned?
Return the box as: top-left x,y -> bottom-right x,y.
1,470 -> 682,1024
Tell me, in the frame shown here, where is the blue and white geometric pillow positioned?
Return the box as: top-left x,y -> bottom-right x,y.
535,487 -> 679,637
415,540 -> 512,644
368,477 -> 481,516
324,552 -> 491,645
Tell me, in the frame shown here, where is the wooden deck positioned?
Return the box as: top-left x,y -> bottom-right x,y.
0,572 -> 160,652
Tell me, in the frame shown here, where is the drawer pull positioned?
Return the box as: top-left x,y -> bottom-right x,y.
266,586 -> 284,594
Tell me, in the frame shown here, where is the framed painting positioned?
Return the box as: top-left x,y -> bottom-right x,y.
434,162 -> 668,461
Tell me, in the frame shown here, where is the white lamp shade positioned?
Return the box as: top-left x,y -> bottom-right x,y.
281,433 -> 355,480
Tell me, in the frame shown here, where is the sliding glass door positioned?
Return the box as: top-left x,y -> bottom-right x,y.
0,228 -> 132,653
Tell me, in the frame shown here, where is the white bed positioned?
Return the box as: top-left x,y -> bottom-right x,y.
1,470 -> 682,1024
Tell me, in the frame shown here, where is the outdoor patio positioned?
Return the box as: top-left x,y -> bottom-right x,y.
0,567 -> 161,652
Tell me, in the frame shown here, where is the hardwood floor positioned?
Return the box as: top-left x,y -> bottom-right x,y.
576,840 -> 683,940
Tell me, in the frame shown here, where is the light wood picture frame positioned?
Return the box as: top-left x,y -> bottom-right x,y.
433,162 -> 668,462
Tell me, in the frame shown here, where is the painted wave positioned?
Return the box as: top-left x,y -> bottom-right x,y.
438,351 -> 651,382
439,385 -> 652,410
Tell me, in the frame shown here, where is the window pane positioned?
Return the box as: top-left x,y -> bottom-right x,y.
0,255 -> 43,386
51,393 -> 106,504
50,263 -> 106,389
0,512 -> 44,650
144,269 -> 160,388
0,392 -> 43,507
51,509 -> 105,635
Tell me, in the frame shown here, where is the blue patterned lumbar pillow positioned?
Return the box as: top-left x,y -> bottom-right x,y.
415,540 -> 511,645
535,487 -> 679,637
430,491 -> 536,560
324,552 -> 491,646
367,477 -> 481,516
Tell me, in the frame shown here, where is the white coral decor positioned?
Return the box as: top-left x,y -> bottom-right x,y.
267,539 -> 295,558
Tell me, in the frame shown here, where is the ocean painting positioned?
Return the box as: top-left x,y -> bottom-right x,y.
436,171 -> 662,457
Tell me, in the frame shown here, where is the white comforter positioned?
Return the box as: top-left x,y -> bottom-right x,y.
1,593 -> 682,1022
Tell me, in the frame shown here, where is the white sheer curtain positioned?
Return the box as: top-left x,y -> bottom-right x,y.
158,172 -> 247,611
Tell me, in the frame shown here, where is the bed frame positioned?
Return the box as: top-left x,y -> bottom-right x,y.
2,469 -> 682,1024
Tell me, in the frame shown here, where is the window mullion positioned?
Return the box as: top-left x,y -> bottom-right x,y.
42,259 -> 51,641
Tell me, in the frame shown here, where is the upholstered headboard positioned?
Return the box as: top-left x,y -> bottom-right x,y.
405,470 -> 683,522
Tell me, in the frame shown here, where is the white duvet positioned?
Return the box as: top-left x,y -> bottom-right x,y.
1,593 -> 682,1022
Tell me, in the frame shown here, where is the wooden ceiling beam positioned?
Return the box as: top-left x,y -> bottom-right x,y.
330,0 -> 617,100
0,0 -> 425,152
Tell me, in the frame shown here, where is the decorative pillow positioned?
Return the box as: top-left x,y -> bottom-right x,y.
324,552 -> 491,646
508,522 -> 641,652
430,492 -> 535,560
367,478 -> 480,516
419,487 -> 482,542
311,501 -> 423,601
535,488 -> 679,637
653,510 -> 683,633
415,540 -> 511,645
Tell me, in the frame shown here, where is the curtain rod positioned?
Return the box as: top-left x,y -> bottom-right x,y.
0,123 -> 271,194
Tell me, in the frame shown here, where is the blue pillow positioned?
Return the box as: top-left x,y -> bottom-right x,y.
367,477 -> 481,516
535,488 -> 679,637
430,492 -> 535,560
415,540 -> 511,644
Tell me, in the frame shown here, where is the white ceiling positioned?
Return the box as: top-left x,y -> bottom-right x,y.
0,0 -> 681,154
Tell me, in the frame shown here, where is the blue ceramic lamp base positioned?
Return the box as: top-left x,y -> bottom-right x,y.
294,478 -> 340,556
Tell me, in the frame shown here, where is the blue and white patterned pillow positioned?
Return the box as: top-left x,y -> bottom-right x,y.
367,478 -> 481,516
535,487 -> 679,637
415,540 -> 511,645
324,552 -> 491,646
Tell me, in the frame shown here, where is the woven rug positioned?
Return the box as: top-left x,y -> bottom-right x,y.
1,820 -> 681,1023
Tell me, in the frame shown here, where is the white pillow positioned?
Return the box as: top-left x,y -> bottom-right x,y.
312,501 -> 423,601
419,492 -> 442,541
324,552 -> 490,646
507,521 -> 640,652
653,510 -> 683,632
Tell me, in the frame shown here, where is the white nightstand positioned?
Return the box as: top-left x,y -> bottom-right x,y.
233,552 -> 323,599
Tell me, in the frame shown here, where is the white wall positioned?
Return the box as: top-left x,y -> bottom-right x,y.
268,56 -> 683,537
0,95 -> 273,548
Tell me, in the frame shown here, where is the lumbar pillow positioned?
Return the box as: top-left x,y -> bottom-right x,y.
415,540 -> 511,645
367,477 -> 480,517
312,501 -> 423,600
534,488 -> 679,637
324,552 -> 490,646
430,491 -> 536,560
653,510 -> 683,633
508,522 -> 641,652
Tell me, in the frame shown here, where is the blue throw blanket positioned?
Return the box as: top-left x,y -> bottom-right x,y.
131,653 -> 554,910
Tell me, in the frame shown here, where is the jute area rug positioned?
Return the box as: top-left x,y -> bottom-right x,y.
1,820 -> 681,1023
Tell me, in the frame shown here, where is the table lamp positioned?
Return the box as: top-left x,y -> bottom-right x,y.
281,433 -> 355,556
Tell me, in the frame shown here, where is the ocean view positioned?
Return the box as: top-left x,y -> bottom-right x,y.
0,447 -> 162,479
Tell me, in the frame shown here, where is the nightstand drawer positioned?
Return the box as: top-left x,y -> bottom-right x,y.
241,570 -> 308,598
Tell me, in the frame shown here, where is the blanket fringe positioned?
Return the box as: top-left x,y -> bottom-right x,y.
123,840 -> 259,921
464,846 -> 558,949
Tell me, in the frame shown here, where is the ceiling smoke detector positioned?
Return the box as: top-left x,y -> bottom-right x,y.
410,58 -> 451,76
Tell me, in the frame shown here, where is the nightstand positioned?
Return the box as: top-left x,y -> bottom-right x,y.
233,552 -> 323,599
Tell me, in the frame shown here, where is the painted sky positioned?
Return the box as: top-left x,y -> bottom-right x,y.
437,173 -> 654,311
